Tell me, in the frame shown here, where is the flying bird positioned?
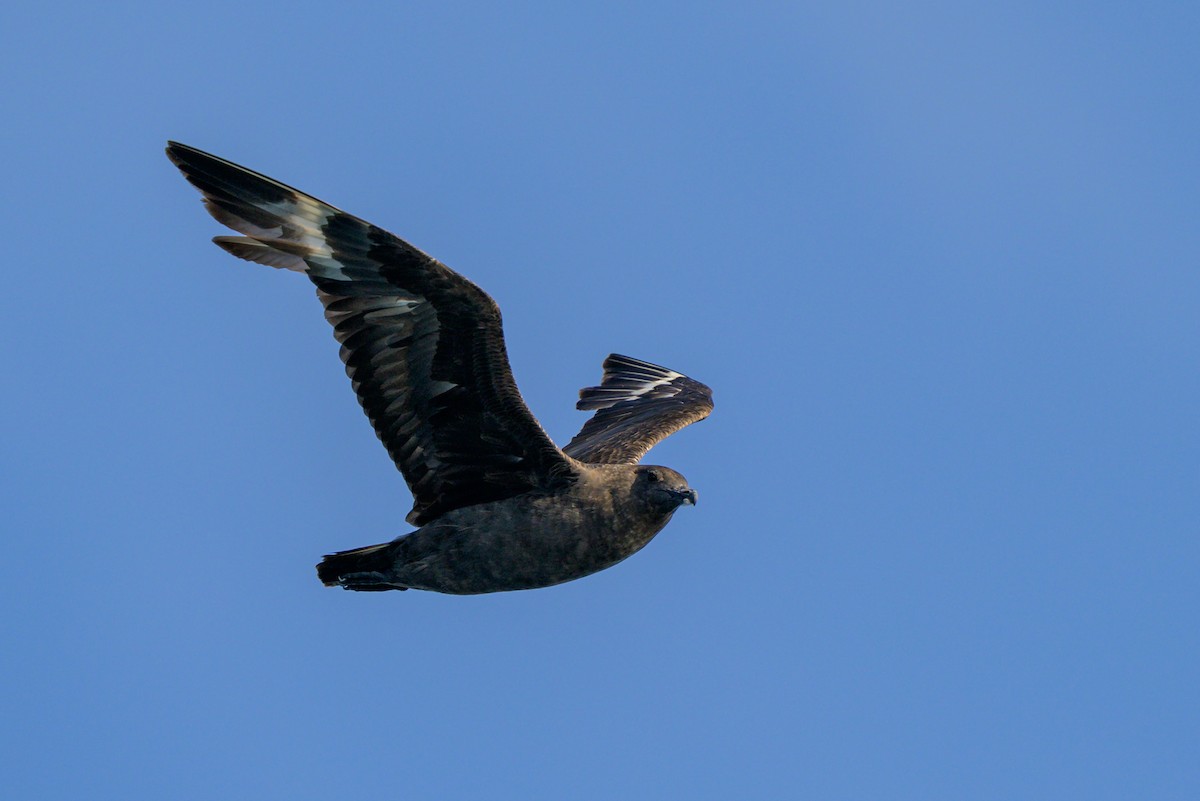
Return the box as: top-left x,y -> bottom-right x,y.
166,142 -> 713,594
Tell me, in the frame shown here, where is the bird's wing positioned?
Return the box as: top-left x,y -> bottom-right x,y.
562,354 -> 712,464
167,142 -> 577,525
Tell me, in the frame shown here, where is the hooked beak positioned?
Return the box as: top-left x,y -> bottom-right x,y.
673,488 -> 698,506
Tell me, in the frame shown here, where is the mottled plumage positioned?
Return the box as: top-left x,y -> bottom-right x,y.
166,142 -> 713,594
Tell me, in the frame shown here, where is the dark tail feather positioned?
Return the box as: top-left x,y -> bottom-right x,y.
316,542 -> 403,590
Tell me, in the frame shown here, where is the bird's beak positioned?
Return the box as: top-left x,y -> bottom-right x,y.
675,488 -> 698,506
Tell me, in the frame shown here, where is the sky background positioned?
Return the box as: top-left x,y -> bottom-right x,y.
2,1 -> 1197,798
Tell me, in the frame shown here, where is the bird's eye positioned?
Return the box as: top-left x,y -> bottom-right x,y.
646,471 -> 661,483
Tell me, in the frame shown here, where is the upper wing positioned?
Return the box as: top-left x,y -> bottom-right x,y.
166,142 -> 577,525
562,354 -> 713,464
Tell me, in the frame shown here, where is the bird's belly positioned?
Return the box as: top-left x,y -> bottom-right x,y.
392,503 -> 668,594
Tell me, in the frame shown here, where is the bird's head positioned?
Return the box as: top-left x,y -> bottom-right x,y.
632,465 -> 697,517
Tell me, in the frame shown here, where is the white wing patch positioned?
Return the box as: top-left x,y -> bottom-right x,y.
628,372 -> 684,397
203,190 -> 350,280
260,198 -> 346,279
577,356 -> 688,410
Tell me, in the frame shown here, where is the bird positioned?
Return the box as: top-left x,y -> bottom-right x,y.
165,142 -> 713,594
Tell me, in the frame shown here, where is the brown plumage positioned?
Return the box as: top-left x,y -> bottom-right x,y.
166,142 -> 713,594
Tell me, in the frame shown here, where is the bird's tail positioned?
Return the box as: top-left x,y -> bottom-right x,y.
316,542 -> 403,590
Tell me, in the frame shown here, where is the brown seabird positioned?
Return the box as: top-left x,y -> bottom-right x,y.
166,142 -> 713,594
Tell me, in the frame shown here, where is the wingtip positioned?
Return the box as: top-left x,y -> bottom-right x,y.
603,353 -> 668,373
164,140 -> 192,162
165,141 -> 249,174
165,141 -> 211,175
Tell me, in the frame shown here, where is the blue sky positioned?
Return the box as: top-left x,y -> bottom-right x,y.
3,2 -> 1197,798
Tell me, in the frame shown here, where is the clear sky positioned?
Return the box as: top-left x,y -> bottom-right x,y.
2,2 -> 1197,798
